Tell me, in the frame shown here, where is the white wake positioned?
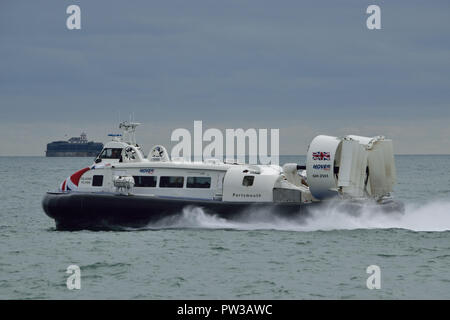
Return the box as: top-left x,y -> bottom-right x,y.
145,200 -> 450,232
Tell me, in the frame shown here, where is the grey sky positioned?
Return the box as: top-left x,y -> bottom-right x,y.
1,0 -> 449,155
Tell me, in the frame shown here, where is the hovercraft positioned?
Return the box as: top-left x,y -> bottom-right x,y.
42,122 -> 404,230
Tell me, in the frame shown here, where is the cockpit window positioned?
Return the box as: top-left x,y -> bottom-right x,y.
99,148 -> 122,159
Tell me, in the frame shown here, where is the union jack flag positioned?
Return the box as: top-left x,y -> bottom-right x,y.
312,151 -> 330,161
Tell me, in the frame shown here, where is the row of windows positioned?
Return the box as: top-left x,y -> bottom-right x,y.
133,176 -> 211,189
91,174 -> 256,188
91,175 -> 211,189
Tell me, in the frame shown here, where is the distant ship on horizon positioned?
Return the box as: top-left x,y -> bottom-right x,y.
46,132 -> 103,157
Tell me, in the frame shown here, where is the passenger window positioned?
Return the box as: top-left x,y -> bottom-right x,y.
242,176 -> 254,187
92,175 -> 103,187
133,176 -> 157,187
187,177 -> 211,188
159,176 -> 184,188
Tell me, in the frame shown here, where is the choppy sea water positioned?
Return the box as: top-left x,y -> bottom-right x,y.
0,155 -> 449,299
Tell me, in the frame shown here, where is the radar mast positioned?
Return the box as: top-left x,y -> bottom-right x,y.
119,121 -> 140,145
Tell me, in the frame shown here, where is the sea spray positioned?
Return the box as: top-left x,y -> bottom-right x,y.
141,201 -> 450,232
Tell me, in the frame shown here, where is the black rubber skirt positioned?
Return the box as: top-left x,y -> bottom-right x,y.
42,192 -> 312,230
42,192 -> 404,231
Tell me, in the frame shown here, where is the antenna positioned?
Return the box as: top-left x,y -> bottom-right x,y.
117,110 -> 121,137
119,121 -> 141,145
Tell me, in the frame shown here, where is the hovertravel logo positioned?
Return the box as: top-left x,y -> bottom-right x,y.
312,164 -> 331,170
170,121 -> 279,165
139,168 -> 154,174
